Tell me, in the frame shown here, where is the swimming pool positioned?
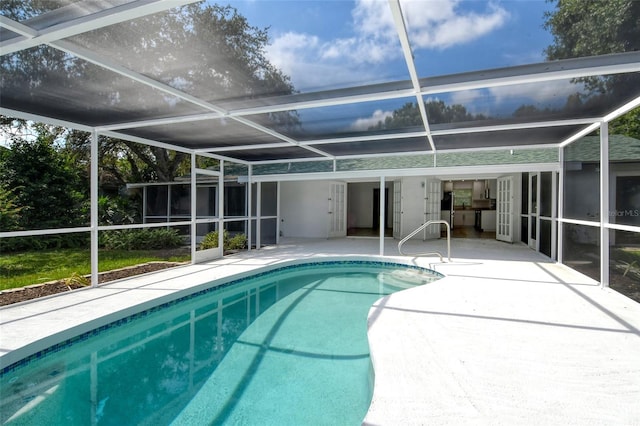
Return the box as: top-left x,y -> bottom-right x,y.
0,260 -> 441,425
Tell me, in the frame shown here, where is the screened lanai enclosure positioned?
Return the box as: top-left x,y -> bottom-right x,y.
1,1 -> 639,301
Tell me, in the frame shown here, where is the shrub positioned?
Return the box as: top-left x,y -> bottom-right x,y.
199,230 -> 221,250
98,195 -> 139,226
199,230 -> 247,251
101,228 -> 183,250
0,233 -> 89,253
227,233 -> 248,250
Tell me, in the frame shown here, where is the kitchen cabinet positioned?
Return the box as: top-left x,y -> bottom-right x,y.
481,210 -> 496,231
456,210 -> 475,227
488,179 -> 497,199
472,181 -> 484,200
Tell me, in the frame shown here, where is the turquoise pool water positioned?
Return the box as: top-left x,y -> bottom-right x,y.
0,261 -> 441,425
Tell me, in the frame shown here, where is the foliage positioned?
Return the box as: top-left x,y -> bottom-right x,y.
199,230 -> 248,251
98,195 -> 139,226
100,228 -> 184,250
544,0 -> 640,136
0,185 -> 23,231
368,100 -> 488,130
544,0 -> 640,60
609,108 -> 640,140
0,233 -> 89,253
543,0 -> 640,96
1,2 -> 296,184
0,133 -> 88,230
0,248 -> 190,290
63,272 -> 91,287
227,233 -> 248,250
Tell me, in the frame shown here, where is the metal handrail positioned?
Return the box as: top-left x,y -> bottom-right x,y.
398,220 -> 451,262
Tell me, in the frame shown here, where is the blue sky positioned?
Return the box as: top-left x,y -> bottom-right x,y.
228,0 -> 565,131
232,0 -> 555,92
0,1 -> 564,145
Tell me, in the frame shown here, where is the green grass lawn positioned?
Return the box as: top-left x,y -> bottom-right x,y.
0,248 -> 190,291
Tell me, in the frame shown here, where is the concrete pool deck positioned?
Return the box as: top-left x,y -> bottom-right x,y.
1,237 -> 639,424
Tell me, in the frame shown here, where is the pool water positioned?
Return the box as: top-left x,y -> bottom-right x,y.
0,261 -> 441,425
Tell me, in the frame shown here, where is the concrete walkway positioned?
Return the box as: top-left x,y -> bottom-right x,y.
1,237 -> 639,424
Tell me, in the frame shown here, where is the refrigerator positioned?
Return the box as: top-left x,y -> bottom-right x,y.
441,191 -> 454,229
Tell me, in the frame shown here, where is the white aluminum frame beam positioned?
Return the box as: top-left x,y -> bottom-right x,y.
49,40 -> 333,160
0,1 -> 199,55
388,0 -> 436,152
1,0 -> 639,166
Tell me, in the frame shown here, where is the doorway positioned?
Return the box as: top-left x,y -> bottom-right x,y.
372,188 -> 389,230
521,171 -> 556,258
347,182 -> 392,237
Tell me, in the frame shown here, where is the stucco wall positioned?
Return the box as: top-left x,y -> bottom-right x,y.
280,181 -> 331,238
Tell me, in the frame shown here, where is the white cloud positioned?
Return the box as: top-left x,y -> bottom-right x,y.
403,1 -> 509,50
488,80 -> 585,105
266,32 -> 320,78
265,0 -> 509,89
349,109 -> 394,131
449,90 -> 483,109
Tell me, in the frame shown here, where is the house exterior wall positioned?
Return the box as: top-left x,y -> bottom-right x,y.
280,181 -> 331,238
399,176 -> 425,239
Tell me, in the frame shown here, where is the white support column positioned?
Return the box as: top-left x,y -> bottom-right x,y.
557,147 -> 564,264
535,172 -> 541,252
90,130 -> 99,288
276,181 -> 281,245
600,122 -> 610,288
256,182 -> 262,249
218,160 -> 225,253
551,170 -> 558,260
190,152 -> 197,264
379,176 -> 386,256
247,165 -> 252,252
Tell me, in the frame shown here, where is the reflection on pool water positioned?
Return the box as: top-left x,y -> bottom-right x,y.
0,261 -> 441,425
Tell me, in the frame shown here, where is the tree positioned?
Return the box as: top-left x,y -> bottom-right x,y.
609,108 -> 640,140
368,100 -> 487,131
0,130 -> 88,231
0,185 -> 22,232
0,2 -> 296,183
544,0 -> 640,60
544,0 -> 640,136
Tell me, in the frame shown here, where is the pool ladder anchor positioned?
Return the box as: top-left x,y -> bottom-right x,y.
397,220 -> 451,262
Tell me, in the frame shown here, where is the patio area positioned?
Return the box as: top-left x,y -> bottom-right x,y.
1,237 -> 639,424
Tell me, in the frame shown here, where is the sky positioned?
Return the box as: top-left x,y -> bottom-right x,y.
229,0 -> 564,132
234,0 -> 555,92
1,1 -> 564,146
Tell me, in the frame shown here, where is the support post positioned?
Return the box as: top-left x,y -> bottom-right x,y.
600,122 -> 610,288
379,176 -> 385,256
276,181 -> 281,245
90,130 -> 99,287
190,152 -> 197,264
218,160 -> 225,254
247,165 -> 252,251
256,182 -> 262,249
551,170 -> 558,260
558,147 -> 564,264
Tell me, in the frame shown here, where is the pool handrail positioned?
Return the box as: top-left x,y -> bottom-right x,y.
397,220 -> 451,262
